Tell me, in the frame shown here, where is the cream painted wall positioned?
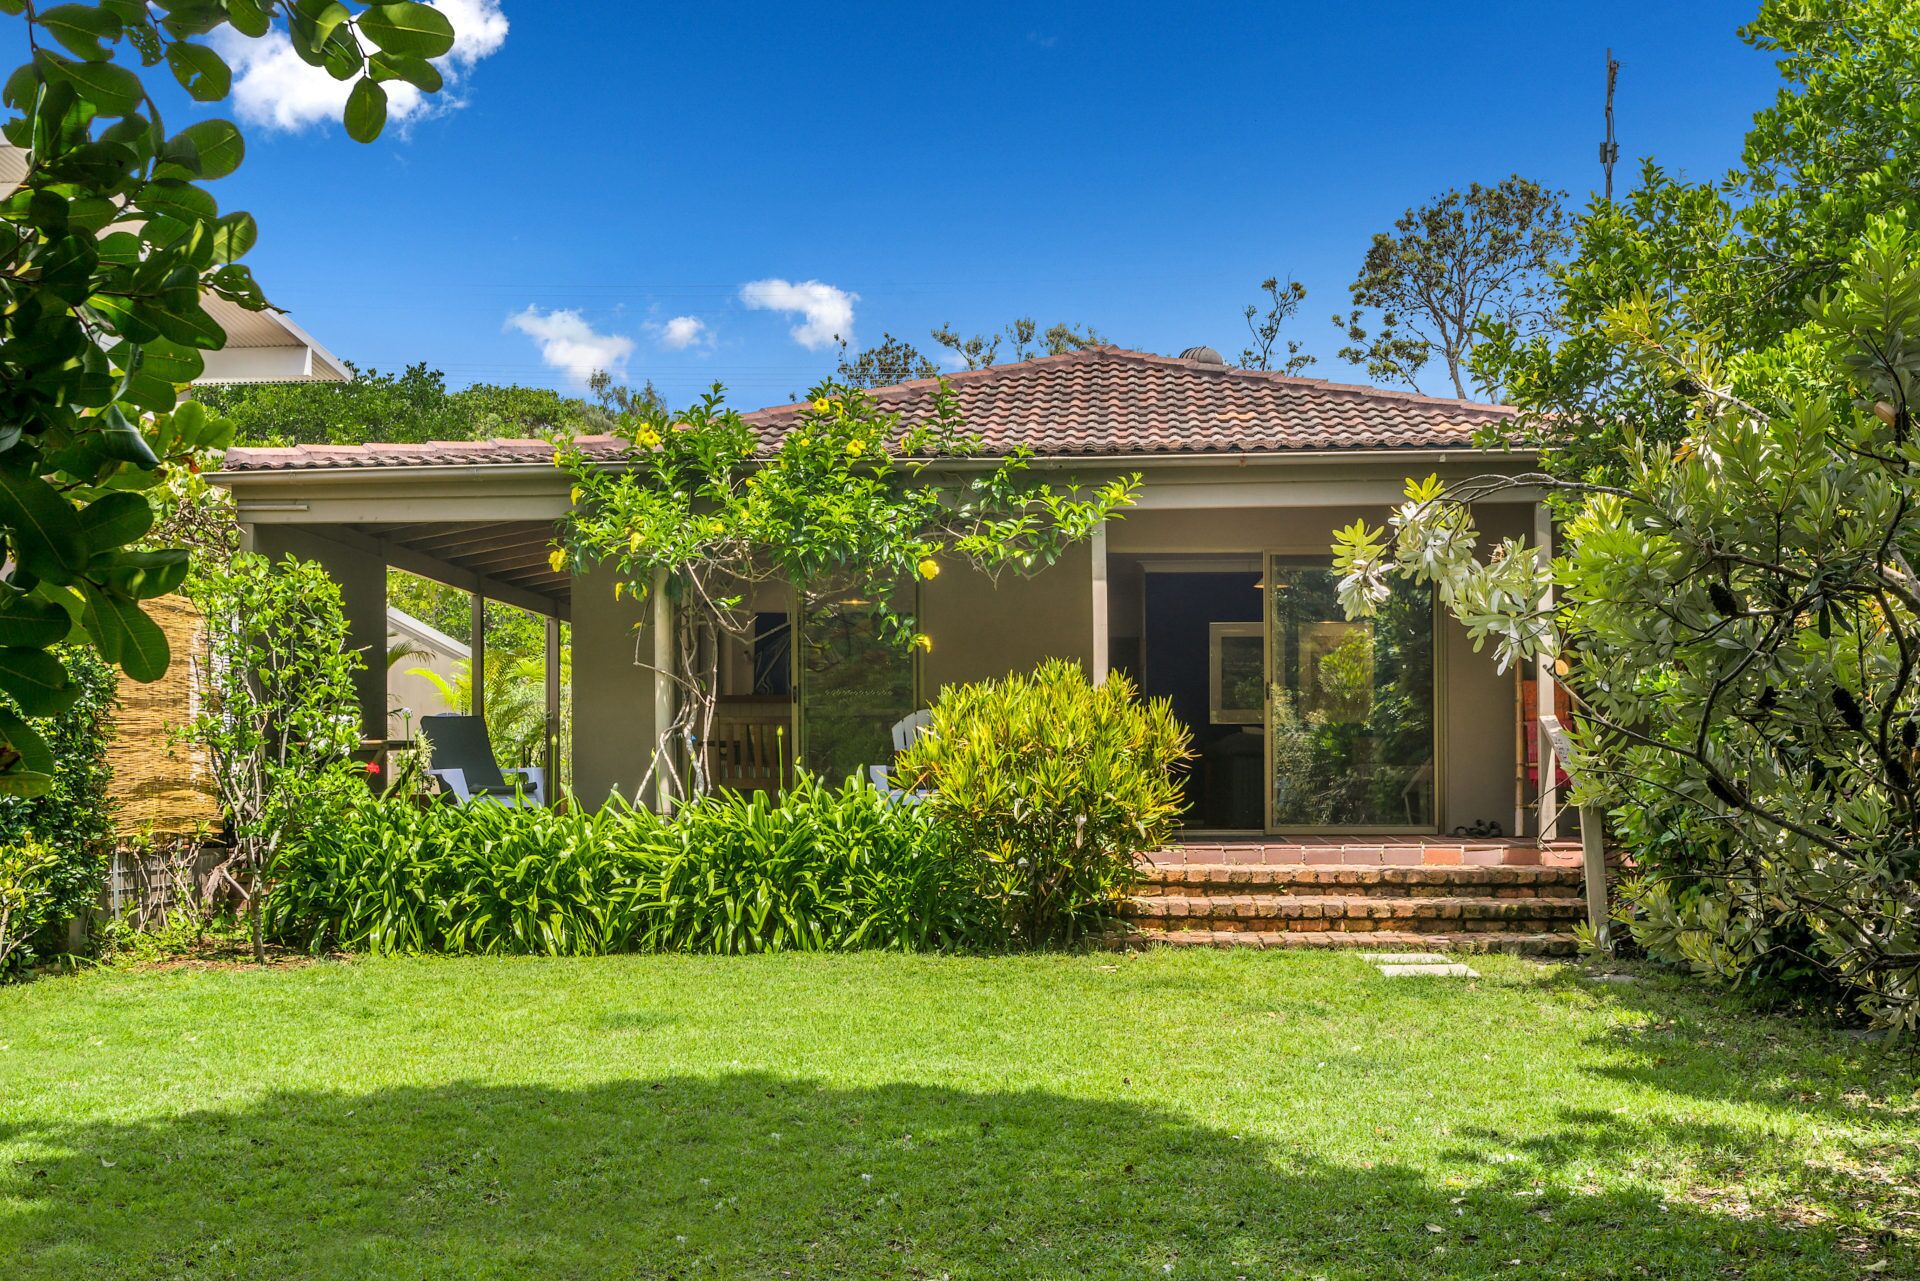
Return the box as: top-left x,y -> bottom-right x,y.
568,561 -> 660,807
250,524 -> 388,742
919,543 -> 1094,695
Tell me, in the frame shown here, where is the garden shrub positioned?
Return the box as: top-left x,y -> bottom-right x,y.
894,659 -> 1191,946
267,774 -> 984,956
0,645 -> 117,976
0,836 -> 64,978
614,773 -> 986,953
267,798 -> 628,955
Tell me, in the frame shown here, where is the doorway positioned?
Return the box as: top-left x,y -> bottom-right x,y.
1135,560 -> 1266,830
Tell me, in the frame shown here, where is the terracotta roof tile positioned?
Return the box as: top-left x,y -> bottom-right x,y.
219,347 -> 1512,473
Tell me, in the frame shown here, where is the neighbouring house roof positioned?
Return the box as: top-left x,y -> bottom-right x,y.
219,345 -> 1516,473
0,144 -> 349,385
386,606 -> 471,664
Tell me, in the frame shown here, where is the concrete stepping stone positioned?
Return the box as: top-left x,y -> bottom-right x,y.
1378,962 -> 1479,978
1359,952 -> 1451,964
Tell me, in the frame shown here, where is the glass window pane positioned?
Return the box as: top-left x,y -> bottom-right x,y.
1268,561 -> 1434,827
798,602 -> 915,787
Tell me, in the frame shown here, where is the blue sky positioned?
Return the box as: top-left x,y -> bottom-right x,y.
186,2 -> 1781,410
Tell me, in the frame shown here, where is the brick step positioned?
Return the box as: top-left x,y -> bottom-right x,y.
1122,893 -> 1584,933
1114,927 -> 1579,957
1136,864 -> 1583,898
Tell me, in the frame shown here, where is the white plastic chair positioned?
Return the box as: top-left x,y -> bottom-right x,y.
867,709 -> 933,802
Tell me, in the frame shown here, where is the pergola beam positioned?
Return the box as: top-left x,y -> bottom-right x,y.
321,524 -> 568,621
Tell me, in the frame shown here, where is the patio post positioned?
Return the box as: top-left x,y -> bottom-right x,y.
469,589 -> 486,730
651,569 -> 674,813
544,615 -> 561,797
1090,519 -> 1109,685
1533,501 -> 1559,841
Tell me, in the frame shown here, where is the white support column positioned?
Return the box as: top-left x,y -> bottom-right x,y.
469,590 -> 487,732
1090,520 -> 1109,685
544,615 -> 561,797
651,571 -> 674,813
1534,502 -> 1559,842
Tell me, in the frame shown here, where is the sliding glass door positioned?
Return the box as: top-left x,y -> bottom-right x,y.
1265,556 -> 1436,831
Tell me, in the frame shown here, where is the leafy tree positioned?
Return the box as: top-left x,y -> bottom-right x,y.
1476,0 -> 1920,482
186,552 -> 364,963
1333,218 -> 1920,1033
196,362 -> 593,446
1334,176 -> 1569,398
0,641 -> 113,974
834,333 -> 938,389
584,369 -> 664,419
929,317 -> 1107,371
555,382 -> 1140,803
0,2 -> 455,796
1238,276 -> 1316,374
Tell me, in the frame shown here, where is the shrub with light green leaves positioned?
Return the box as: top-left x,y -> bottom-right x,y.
895,659 -> 1192,946
0,836 -> 62,980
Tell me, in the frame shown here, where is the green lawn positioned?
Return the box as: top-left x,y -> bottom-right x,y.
1,951 -> 1914,1280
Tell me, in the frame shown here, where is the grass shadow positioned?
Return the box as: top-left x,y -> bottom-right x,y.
1,1071 -> 1896,1280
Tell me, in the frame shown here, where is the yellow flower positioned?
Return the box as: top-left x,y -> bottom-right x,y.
812,397 -> 830,412
635,429 -> 661,449
548,548 -> 567,574
569,484 -> 583,505
910,633 -> 933,653
846,438 -> 865,457
917,558 -> 940,580
628,531 -> 643,551
613,581 -> 625,600
551,448 -> 564,465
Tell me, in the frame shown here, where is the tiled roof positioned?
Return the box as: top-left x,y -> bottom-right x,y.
219,346 -> 1513,473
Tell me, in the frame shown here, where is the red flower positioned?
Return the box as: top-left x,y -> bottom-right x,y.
367,762 -> 383,776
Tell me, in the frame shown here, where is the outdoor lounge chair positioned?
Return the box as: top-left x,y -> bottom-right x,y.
868,709 -> 933,803
420,713 -> 547,806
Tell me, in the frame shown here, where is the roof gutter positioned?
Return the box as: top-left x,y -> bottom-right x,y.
212,445 -> 1540,486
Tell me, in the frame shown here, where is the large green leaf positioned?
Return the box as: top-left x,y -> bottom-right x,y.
0,770 -> 56,798
93,548 -> 190,600
77,490 -> 154,549
343,77 -> 387,143
225,0 -> 271,37
175,118 -> 243,179
369,51 -> 442,93
0,593 -> 75,649
0,707 -> 56,776
132,292 -> 226,349
166,43 -> 231,102
0,646 -> 79,716
37,4 -> 119,63
211,210 -> 257,262
358,3 -> 456,59
91,404 -> 160,466
39,50 -> 142,116
80,582 -> 169,680
0,467 -> 91,583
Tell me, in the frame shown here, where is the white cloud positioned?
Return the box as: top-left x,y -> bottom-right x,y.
505,306 -> 634,387
653,315 -> 711,350
218,1 -> 510,135
738,278 -> 857,350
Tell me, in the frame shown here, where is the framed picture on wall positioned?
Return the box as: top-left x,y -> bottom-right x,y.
1209,621 -> 1264,725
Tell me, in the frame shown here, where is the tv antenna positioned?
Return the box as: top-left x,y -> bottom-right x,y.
1601,49 -> 1621,200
